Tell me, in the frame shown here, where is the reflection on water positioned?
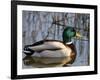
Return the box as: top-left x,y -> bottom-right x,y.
23,56 -> 72,68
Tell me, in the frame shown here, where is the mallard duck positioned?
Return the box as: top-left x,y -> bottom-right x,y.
23,27 -> 81,65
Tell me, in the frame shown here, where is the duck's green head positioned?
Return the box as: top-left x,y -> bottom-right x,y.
63,26 -> 81,43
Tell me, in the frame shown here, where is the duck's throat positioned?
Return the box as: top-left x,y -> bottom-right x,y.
63,38 -> 72,44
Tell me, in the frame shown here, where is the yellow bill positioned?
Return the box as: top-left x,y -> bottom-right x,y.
75,31 -> 82,39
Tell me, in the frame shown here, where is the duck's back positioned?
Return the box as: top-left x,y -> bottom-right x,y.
28,40 -> 67,51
